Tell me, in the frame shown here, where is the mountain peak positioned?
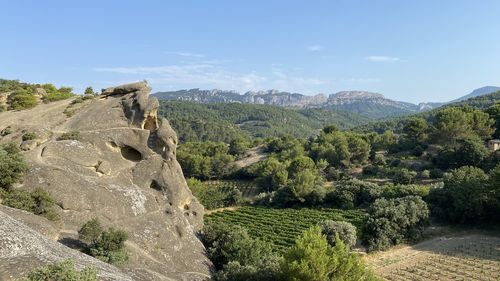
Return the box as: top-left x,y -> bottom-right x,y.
330,91 -> 385,99
453,86 -> 500,102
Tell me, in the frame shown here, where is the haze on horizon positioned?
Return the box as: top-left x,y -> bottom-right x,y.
1,0 -> 500,103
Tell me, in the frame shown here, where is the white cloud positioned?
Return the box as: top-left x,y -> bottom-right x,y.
365,56 -> 403,63
307,45 -> 324,52
93,63 -> 328,93
167,51 -> 205,58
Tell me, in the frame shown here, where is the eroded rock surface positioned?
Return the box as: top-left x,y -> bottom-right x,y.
0,82 -> 211,280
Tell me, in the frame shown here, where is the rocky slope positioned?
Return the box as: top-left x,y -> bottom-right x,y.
0,82 -> 211,280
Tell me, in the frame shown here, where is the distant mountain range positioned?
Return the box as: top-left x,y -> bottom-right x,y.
153,86 -> 500,119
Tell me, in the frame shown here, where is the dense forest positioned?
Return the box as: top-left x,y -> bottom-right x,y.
158,101 -> 370,142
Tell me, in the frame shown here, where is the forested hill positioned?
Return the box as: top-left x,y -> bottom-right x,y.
354,90 -> 500,134
157,101 -> 370,143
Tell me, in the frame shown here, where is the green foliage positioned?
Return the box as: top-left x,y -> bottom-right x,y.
78,218 -> 103,244
434,106 -> 494,143
252,157 -> 289,192
187,178 -> 245,209
0,79 -> 30,92
58,131 -> 81,141
0,143 -> 28,189
319,220 -> 357,249
205,206 -> 365,252
427,166 -> 499,223
381,184 -> 431,199
177,141 -> 236,179
84,86 -> 96,96
158,101 -> 369,142
403,117 -> 428,144
0,187 -> 58,220
43,85 -> 74,102
22,131 -> 37,141
25,260 -> 97,281
282,169 -> 325,206
362,196 -> 429,251
78,219 -> 128,265
391,168 -> 417,184
327,179 -> 381,209
281,226 -> 378,281
433,139 -> 490,169
8,90 -> 37,110
310,130 -> 350,167
1,127 -> 13,136
486,102 -> 500,138
202,223 -> 275,270
229,138 -> 251,156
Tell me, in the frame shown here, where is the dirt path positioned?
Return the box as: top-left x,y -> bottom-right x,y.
204,206 -> 240,215
234,146 -> 267,168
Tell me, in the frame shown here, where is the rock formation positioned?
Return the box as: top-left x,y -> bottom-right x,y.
0,82 -> 211,280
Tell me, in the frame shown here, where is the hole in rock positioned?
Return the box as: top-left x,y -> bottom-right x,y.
143,115 -> 157,131
120,145 -> 142,162
150,180 -> 162,191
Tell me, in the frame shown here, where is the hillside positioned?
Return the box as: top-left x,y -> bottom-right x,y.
157,100 -> 370,142
354,90 -> 500,134
453,86 -> 500,102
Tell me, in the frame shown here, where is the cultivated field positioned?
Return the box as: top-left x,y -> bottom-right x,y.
205,206 -> 366,252
366,234 -> 500,281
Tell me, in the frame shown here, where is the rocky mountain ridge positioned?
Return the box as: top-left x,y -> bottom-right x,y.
153,86 -> 500,118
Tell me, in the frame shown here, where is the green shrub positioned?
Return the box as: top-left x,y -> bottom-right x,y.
362,196 -> 429,251
0,187 -> 58,220
0,143 -> 28,189
319,220 -> 357,249
429,168 -> 443,179
22,131 -> 37,141
58,131 -> 80,141
84,86 -> 96,96
25,259 -> 97,281
281,226 -> 378,281
78,219 -> 129,265
187,179 -> 244,210
202,223 -> 278,276
8,90 -> 37,110
72,96 -> 83,104
43,90 -> 74,103
1,127 -> 13,136
78,218 -> 103,244
391,168 -> 417,184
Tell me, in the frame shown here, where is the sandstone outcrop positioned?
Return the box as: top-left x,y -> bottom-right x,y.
0,82 -> 211,280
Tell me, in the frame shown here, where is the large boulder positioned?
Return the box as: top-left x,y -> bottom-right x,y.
0,82 -> 211,280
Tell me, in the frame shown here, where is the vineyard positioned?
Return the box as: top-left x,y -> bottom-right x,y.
368,234 -> 500,281
205,206 -> 366,252
200,180 -> 259,198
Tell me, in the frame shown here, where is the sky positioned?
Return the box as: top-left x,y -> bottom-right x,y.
1,1 -> 500,103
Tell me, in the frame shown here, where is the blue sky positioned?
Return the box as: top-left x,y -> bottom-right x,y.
1,1 -> 500,103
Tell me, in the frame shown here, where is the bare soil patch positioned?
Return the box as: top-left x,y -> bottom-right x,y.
366,234 -> 500,281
